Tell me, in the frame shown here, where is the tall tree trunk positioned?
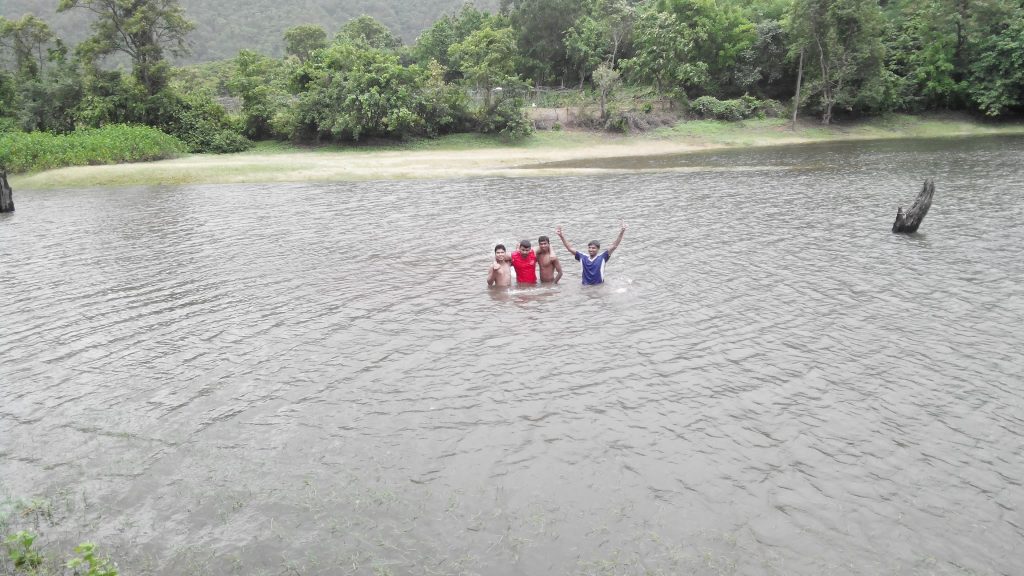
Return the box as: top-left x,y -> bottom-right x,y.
0,170 -> 14,213
815,35 -> 832,125
792,48 -> 804,131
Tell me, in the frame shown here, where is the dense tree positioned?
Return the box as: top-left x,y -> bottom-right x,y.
412,3 -> 501,73
734,19 -> 791,99
503,0 -> 584,85
965,1 -> 1024,115
57,0 -> 194,95
292,40 -> 462,141
883,0 -> 967,110
592,59 -> 620,118
284,24 -> 328,63
227,50 -> 296,139
653,0 -> 757,95
336,14 -> 403,51
448,25 -> 518,106
621,5 -> 707,101
788,0 -> 890,123
0,14 -> 56,77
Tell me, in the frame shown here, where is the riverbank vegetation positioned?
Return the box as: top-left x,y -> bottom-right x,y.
1,493 -> 119,576
0,125 -> 185,173
2,0 -> 1024,175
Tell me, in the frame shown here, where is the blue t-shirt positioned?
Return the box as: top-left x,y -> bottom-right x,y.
575,250 -> 610,285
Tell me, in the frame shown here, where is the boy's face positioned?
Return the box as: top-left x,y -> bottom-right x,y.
519,245 -> 530,256
587,244 -> 599,257
538,239 -> 550,253
495,248 -> 506,261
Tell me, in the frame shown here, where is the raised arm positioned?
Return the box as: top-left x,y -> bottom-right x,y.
606,222 -> 627,256
555,226 -> 575,255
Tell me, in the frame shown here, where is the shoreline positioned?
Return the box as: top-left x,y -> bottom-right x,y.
9,115 -> 1024,190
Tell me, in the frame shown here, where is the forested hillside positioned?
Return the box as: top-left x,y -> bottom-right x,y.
1,0 -> 500,61
4,0 -> 1024,175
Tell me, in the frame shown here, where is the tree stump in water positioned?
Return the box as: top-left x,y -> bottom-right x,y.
0,169 -> 13,213
892,178 -> 934,233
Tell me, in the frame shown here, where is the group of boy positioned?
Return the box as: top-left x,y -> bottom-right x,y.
487,222 -> 627,287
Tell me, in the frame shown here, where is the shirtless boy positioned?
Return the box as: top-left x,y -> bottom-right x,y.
536,235 -> 562,284
487,244 -> 512,287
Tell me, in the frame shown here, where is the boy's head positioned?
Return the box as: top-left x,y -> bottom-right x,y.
587,240 -> 600,257
538,235 -> 550,253
494,244 -> 506,259
518,239 -> 531,255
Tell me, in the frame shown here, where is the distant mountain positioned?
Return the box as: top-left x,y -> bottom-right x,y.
2,0 -> 500,62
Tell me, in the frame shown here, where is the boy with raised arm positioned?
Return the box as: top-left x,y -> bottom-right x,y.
487,244 -> 512,288
556,222 -> 627,285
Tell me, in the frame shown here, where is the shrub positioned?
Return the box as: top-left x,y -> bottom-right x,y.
478,97 -> 533,141
690,95 -> 785,120
151,92 -> 252,153
0,124 -> 186,173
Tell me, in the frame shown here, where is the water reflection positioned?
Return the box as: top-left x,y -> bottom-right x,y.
2,136 -> 1023,576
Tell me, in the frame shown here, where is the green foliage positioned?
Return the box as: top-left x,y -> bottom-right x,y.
592,60 -> 621,118
66,542 -> 117,576
621,6 -> 708,99
0,14 -> 56,78
734,19 -> 791,99
448,25 -> 519,107
57,0 -> 194,95
14,56 -> 82,133
0,124 -> 186,173
505,0 -> 586,85
691,95 -> 784,120
967,7 -> 1024,116
653,0 -> 758,95
4,530 -> 44,571
336,15 -> 402,51
227,50 -> 296,140
292,40 -> 469,142
0,69 -> 18,123
155,92 -> 251,153
410,3 -> 502,73
73,68 -> 148,128
284,24 -> 328,63
171,59 -> 237,98
788,0 -> 889,122
477,96 -> 532,140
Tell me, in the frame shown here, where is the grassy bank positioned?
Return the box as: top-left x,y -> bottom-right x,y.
9,114 -> 1024,190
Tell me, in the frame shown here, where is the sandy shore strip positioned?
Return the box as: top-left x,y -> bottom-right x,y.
10,116 -> 1024,189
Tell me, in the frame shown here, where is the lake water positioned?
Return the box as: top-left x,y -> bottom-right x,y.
2,135 -> 1023,575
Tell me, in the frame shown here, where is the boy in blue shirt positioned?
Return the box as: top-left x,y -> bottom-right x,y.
555,222 -> 627,285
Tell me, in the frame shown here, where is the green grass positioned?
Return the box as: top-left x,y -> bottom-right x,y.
1,125 -> 186,174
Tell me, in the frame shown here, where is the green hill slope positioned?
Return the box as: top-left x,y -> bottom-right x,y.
2,0 -> 499,62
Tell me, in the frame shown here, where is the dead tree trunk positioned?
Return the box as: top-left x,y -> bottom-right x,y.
892,179 -> 935,233
792,48 -> 804,131
0,169 -> 13,213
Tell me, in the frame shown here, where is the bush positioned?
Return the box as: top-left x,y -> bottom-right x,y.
690,95 -> 784,120
151,92 -> 252,153
0,124 -> 186,173
478,97 -> 533,141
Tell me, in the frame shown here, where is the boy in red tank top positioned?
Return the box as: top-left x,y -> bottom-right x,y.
509,240 -> 538,284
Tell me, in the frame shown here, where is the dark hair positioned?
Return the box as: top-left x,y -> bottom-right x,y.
519,239 -> 531,249
538,235 -> 550,243
588,240 -> 600,248
494,244 -> 506,253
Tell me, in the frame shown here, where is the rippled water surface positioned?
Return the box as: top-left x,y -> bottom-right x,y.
2,136 -> 1023,575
